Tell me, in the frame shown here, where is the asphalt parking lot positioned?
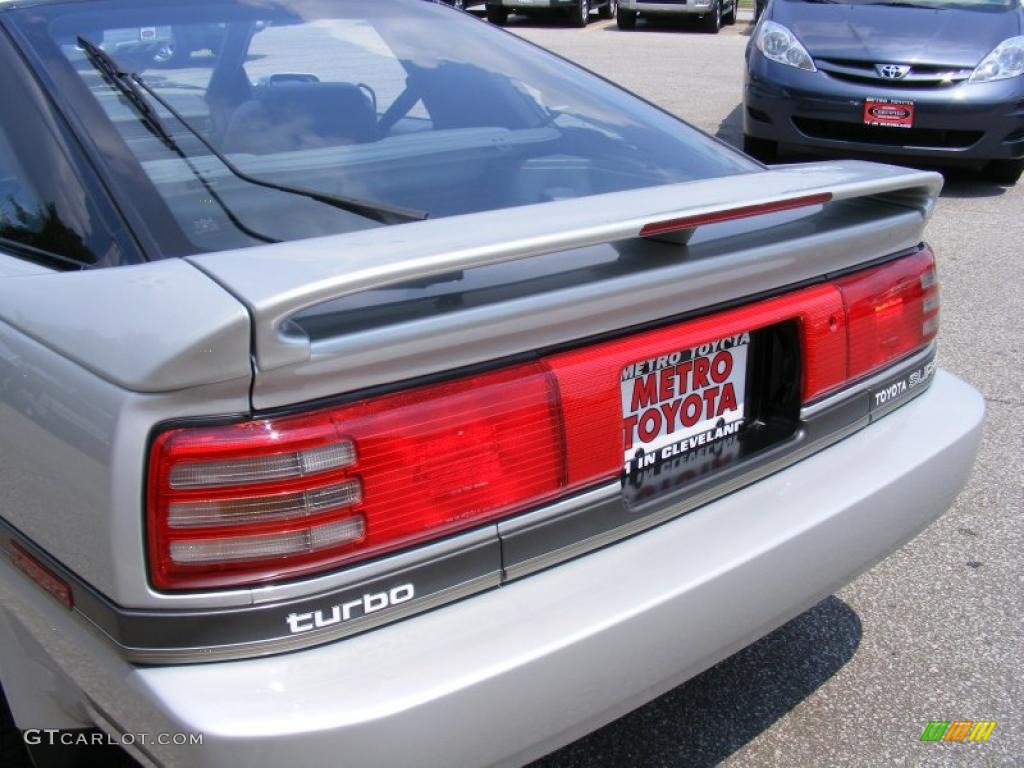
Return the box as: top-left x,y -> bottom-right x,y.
484,11 -> 1023,768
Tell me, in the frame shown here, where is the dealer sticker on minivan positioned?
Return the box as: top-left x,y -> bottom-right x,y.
621,333 -> 749,475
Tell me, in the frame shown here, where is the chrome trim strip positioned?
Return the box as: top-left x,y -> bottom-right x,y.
498,484 -> 621,536
817,61 -> 970,85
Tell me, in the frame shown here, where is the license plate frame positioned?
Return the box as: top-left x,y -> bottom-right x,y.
621,333 -> 750,476
863,97 -> 915,129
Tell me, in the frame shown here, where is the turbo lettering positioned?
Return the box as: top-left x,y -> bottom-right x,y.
286,584 -> 416,634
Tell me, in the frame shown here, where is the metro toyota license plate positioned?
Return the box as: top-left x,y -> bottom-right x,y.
621,333 -> 749,475
864,97 -> 915,128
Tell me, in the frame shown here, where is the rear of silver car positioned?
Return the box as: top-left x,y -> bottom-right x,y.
0,161 -> 983,767
0,1 -> 983,765
1,383 -> 980,767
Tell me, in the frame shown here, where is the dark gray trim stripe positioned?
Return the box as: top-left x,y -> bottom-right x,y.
0,525 -> 502,664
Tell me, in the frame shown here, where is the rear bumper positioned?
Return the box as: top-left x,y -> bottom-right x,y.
132,372 -> 980,765
0,371 -> 983,767
744,53 -> 1024,164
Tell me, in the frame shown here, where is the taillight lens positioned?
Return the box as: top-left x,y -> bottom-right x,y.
149,362 -> 574,589
835,247 -> 938,382
148,248 -> 938,590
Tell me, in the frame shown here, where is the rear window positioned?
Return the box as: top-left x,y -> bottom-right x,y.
14,0 -> 755,255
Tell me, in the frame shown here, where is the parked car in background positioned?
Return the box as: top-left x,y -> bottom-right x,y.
151,23 -> 228,66
98,24 -> 174,63
617,0 -> 737,32
152,21 -> 271,66
743,0 -> 1024,184
0,0 -> 983,766
486,0 -> 618,27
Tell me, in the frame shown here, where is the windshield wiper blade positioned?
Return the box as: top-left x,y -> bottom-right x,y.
135,80 -> 427,225
77,36 -> 426,227
77,35 -> 177,150
77,35 -> 276,245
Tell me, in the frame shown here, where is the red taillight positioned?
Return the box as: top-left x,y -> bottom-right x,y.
835,247 -> 938,382
148,248 -> 938,590
148,362 -> 573,589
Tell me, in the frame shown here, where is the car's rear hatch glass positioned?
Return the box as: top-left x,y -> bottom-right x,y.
15,0 -> 755,257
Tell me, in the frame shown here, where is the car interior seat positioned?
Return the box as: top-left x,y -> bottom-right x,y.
221,82 -> 377,154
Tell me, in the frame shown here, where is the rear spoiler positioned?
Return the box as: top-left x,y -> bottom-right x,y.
191,160 -> 942,372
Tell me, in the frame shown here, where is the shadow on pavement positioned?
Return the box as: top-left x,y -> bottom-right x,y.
715,103 -> 744,150
599,16 -> 719,32
529,596 -> 862,768
937,169 -> 1011,199
499,13 -> 606,29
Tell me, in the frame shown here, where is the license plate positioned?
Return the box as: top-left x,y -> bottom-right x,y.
863,98 -> 914,129
621,333 -> 749,475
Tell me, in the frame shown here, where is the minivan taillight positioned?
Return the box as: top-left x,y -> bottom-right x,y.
148,248 -> 938,591
148,362 -> 593,589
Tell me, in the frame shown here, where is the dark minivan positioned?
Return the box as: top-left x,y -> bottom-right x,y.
744,0 -> 1024,183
